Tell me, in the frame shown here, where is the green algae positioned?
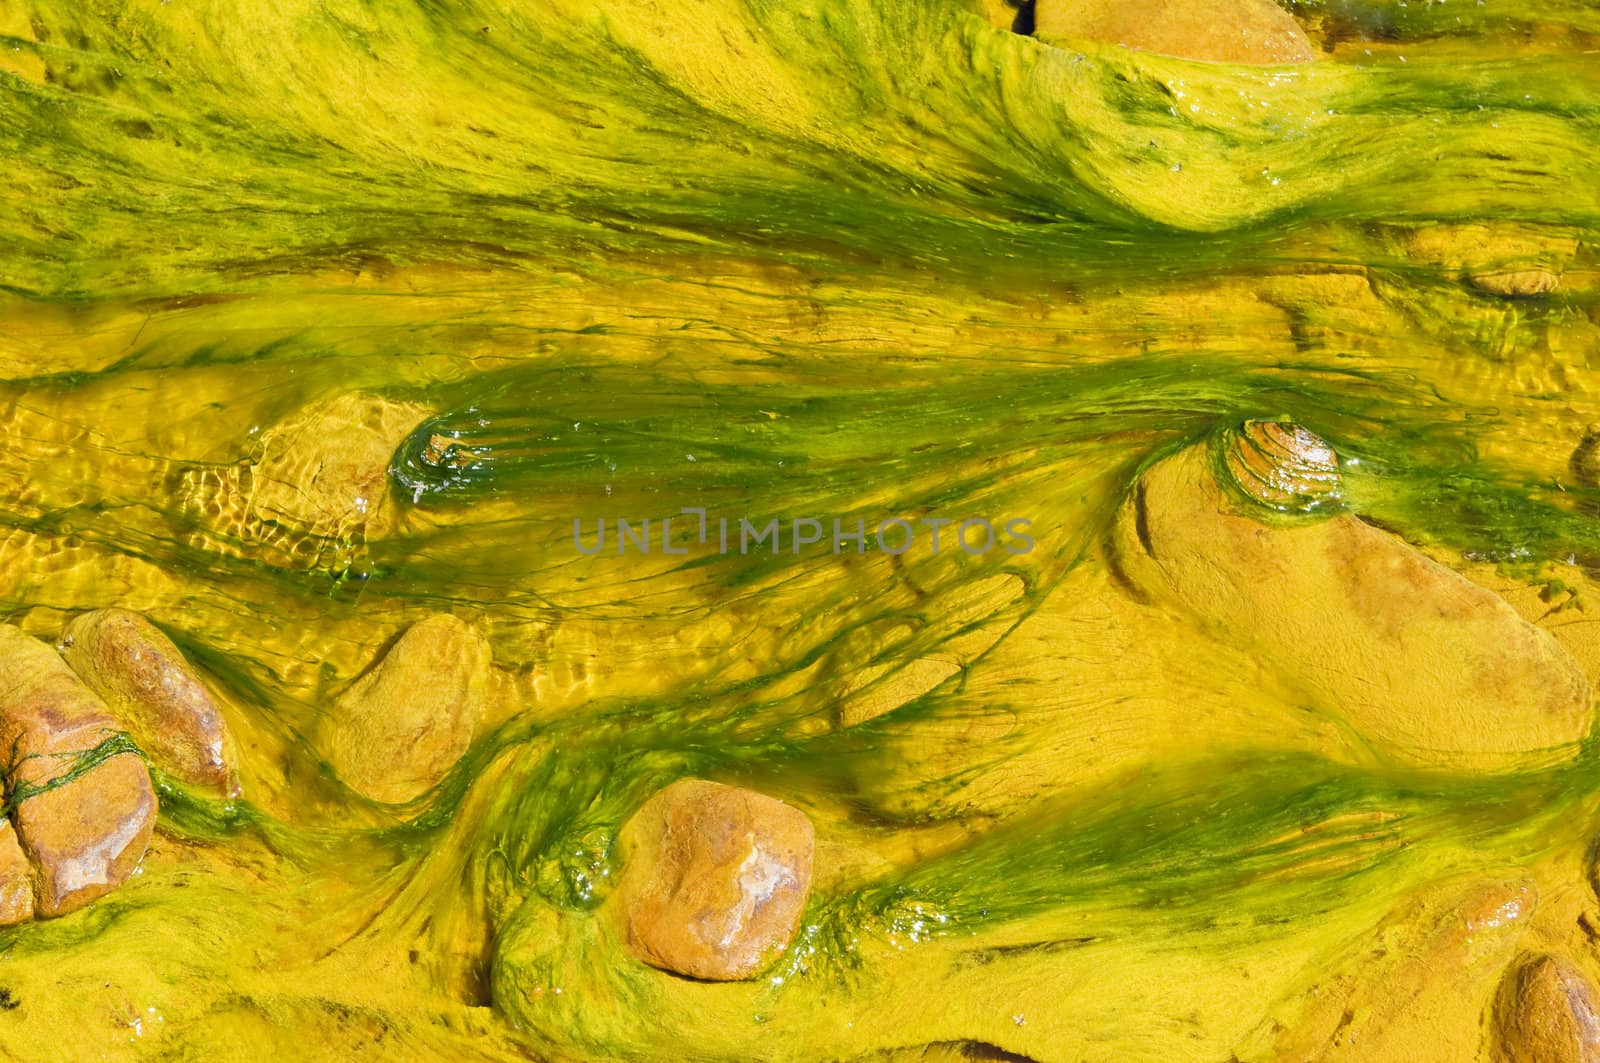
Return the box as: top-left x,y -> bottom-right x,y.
0,0 -> 1599,1060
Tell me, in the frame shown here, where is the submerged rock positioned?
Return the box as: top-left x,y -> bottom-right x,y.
173,391 -> 429,571
328,614 -> 491,804
0,821 -> 34,926
59,609 -> 238,796
1571,425 -> 1600,490
617,779 -> 814,981
251,392 -> 428,541
1033,0 -> 1315,64
1492,954 -> 1600,1063
1220,420 -> 1343,513
1111,431 -> 1594,770
0,625 -> 157,917
1399,223 -> 1577,299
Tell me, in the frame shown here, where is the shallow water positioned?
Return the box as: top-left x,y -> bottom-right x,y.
1,1 -> 1599,1060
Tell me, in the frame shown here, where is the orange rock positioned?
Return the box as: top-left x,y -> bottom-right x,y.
1034,0 -> 1315,64
1493,954 -> 1600,1063
0,625 -> 157,918
618,779 -> 814,981
0,820 -> 34,926
60,608 -> 239,796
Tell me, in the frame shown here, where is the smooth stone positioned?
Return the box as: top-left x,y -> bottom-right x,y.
1033,0 -> 1316,64
328,614 -> 491,804
618,779 -> 814,981
251,392 -> 428,540
1493,955 -> 1600,1063
0,625 -> 157,917
0,821 -> 35,926
1111,443 -> 1594,770
59,609 -> 239,796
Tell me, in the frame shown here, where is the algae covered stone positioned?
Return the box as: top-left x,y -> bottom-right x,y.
59,608 -> 239,796
1034,0 -> 1315,64
1492,954 -> 1600,1063
0,625 -> 157,917
1112,433 -> 1594,770
328,614 -> 492,804
617,779 -> 814,981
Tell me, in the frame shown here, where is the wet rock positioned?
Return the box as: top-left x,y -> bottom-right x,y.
0,821 -> 34,926
59,609 -> 238,796
328,614 -> 491,804
617,779 -> 814,981
0,625 -> 157,917
1221,419 -> 1343,512
1493,954 -> 1600,1063
15,754 -> 159,917
1111,434 -> 1594,770
1033,0 -> 1315,64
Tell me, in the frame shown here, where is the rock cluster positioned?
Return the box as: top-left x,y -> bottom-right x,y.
0,608 -> 244,922
0,626 -> 158,922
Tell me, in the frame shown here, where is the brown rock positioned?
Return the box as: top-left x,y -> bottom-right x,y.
1034,0 -> 1315,64
59,609 -> 238,796
328,614 -> 491,804
0,625 -> 157,917
0,820 -> 34,926
1493,954 -> 1600,1063
618,779 -> 814,981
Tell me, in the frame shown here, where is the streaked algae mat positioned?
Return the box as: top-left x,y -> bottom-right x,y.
2,0 -> 1600,1059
